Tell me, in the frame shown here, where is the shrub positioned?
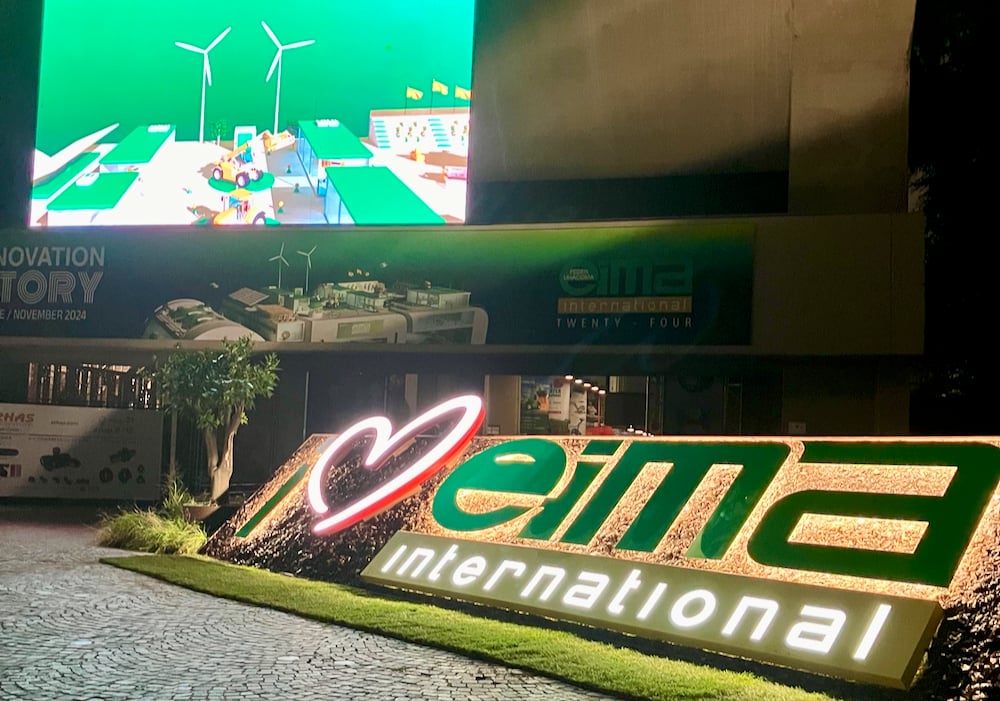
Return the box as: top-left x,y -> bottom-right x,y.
97,490 -> 207,555
159,475 -> 194,522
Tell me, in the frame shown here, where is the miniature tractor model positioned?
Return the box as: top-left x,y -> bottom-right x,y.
213,188 -> 268,225
260,129 -> 295,153
211,140 -> 264,188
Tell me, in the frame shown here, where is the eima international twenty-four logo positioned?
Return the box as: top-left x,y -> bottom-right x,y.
220,395 -> 1000,690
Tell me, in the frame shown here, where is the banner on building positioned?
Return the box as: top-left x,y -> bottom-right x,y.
0,402 -> 162,500
0,221 -> 753,346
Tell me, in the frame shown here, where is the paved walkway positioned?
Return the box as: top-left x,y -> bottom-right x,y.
0,511 -> 618,701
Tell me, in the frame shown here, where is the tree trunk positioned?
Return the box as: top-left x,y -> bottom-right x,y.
204,409 -> 242,503
209,447 -> 234,503
167,412 -> 178,486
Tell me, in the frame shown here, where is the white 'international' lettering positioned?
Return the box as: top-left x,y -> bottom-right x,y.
561,572 -> 610,610
380,541 -> 886,667
397,547 -> 435,577
852,603 -> 892,661
521,565 -> 565,601
669,590 -> 717,628
721,596 -> 780,642
785,605 -> 847,654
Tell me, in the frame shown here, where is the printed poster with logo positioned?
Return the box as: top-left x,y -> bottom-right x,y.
0,221 -> 753,346
518,376 -> 552,434
0,403 -> 162,500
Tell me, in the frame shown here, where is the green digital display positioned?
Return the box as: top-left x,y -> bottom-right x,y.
32,1 -> 474,227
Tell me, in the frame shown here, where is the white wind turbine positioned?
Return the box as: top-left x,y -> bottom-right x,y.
297,245 -> 317,291
175,26 -> 232,142
270,243 -> 289,289
262,21 -> 315,134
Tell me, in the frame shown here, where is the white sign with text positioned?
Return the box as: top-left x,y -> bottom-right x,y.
0,403 -> 162,500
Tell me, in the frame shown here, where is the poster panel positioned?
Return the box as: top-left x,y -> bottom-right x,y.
0,221 -> 753,346
0,403 -> 162,500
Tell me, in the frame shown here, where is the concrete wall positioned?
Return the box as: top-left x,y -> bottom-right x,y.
780,360 -> 912,435
471,0 -> 916,215
750,212 -> 924,355
472,0 -> 792,181
787,0 -> 916,214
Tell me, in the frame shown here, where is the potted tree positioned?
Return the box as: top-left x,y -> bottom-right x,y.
212,119 -> 230,147
149,337 -> 279,517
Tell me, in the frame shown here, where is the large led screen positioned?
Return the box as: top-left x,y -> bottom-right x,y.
30,1 -> 474,228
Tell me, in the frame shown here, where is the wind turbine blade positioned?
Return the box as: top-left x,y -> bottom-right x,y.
265,51 -> 281,82
175,42 -> 203,53
284,39 -> 315,50
307,245 -> 317,255
261,21 -> 280,47
269,255 -> 281,262
207,26 -> 232,52
279,256 -> 289,266
204,54 -> 213,87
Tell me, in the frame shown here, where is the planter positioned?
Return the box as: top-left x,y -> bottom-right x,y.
182,504 -> 219,523
200,504 -> 240,536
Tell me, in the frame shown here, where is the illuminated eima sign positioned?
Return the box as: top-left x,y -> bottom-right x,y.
231,397 -> 1000,689
366,533 -> 939,689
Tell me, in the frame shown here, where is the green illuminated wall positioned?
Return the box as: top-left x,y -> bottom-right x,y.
35,0 -> 474,152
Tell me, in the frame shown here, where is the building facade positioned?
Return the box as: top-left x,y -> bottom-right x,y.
0,0 -> 923,493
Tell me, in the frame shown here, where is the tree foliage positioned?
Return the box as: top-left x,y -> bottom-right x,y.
908,1 -> 997,430
910,0 -> 994,354
149,337 -> 279,502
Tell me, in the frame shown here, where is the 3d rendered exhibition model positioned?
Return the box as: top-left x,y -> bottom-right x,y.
30,1 -> 473,228
142,249 -> 490,345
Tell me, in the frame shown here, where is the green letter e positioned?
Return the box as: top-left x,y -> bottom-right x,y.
432,439 -> 566,532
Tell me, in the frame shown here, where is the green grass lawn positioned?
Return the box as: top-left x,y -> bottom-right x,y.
102,554 -> 844,701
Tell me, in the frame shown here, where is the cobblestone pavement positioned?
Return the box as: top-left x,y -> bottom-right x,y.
0,514 -> 619,701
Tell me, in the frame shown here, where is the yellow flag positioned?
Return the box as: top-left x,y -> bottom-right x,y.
455,86 -> 472,101
406,86 -> 423,100
432,79 -> 449,95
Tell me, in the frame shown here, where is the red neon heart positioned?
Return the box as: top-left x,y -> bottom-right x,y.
306,395 -> 484,535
